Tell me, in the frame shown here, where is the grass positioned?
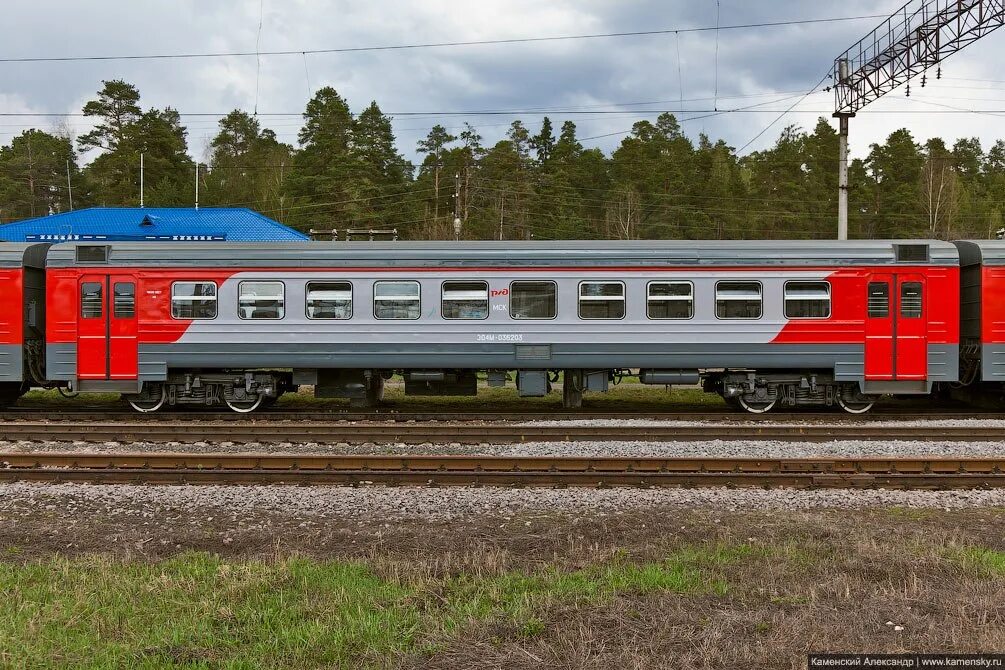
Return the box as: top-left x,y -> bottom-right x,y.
0,546 -> 746,669
437,545 -> 748,637
1,554 -> 419,668
947,546 -> 1005,576
5,510 -> 1005,667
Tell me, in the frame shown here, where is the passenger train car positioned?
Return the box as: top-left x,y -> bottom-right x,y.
23,239 -> 961,414
0,243 -> 47,406
957,240 -> 1005,390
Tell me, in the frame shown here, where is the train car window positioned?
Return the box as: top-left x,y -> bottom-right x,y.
579,282 -> 625,319
784,281 -> 830,319
239,281 -> 285,320
374,281 -> 420,320
900,282 -> 923,318
80,282 -> 103,319
442,281 -> 489,320
171,282 -> 218,319
510,281 -> 557,320
647,282 -> 693,319
715,281 -> 762,319
867,282 -> 889,318
113,282 -> 135,319
307,281 -> 352,319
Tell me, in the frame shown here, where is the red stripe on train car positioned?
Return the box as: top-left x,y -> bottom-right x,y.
0,269 -> 23,346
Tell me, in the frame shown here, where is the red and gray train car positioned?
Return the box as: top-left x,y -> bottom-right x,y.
6,237 -> 1005,412
957,241 -> 1005,391
0,238 -> 975,414
0,243 -> 47,406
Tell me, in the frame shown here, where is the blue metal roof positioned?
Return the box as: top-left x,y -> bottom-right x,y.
0,207 -> 309,242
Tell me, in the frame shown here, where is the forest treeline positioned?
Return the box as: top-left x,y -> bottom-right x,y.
1,79 -> 1003,240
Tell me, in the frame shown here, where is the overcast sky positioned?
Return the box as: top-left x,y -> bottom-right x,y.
2,0 -> 1004,165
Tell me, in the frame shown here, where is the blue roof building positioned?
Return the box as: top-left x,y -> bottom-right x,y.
0,207 -> 309,242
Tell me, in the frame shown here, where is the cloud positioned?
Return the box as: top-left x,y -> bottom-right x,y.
1,0 -> 1004,163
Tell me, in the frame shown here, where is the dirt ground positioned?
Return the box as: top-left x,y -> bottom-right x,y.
2,488 -> 1004,668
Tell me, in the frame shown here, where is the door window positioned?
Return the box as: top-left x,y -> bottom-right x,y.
113,282 -> 135,318
867,282 -> 889,318
81,282 -> 103,319
900,282 -> 923,318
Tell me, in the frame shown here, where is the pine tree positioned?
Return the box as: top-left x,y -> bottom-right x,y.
77,81 -> 193,206
203,110 -> 293,219
0,129 -> 83,220
865,129 -> 924,237
351,101 -> 414,228
416,124 -> 457,228
78,80 -> 142,152
284,87 -> 358,230
458,123 -> 484,226
531,117 -> 556,165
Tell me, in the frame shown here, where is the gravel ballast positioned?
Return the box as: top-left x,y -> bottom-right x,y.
516,418 -> 1005,428
3,482 -> 1005,523
4,438 -> 1005,458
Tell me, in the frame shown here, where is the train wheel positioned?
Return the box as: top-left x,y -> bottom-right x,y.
127,385 -> 166,413
836,394 -> 875,414
225,394 -> 264,413
722,396 -> 743,411
737,395 -> 777,414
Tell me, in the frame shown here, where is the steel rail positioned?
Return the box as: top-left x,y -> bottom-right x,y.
2,453 -> 1003,488
0,408 -> 995,424
0,421 -> 1003,444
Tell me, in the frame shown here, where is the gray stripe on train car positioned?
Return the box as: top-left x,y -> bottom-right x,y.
982,344 -> 1005,382
45,343 -> 77,382
136,342 -> 869,382
49,342 -> 961,385
927,344 -> 960,382
45,239 -> 962,269
0,344 -> 23,382
956,240 -> 1005,266
0,243 -> 48,269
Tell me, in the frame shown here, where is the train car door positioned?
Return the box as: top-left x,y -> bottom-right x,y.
864,273 -> 927,381
77,275 -> 138,381
893,274 -> 927,380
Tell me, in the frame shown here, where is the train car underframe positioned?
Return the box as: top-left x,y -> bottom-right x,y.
119,366 -> 881,414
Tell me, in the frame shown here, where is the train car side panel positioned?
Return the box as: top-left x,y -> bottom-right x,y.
0,268 -> 24,383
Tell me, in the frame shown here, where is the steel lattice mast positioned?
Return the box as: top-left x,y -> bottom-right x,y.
832,0 -> 1005,239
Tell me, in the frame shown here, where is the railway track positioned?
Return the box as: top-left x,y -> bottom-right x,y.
3,452 -> 1003,488
0,408 -> 1001,424
1,421 -> 1004,444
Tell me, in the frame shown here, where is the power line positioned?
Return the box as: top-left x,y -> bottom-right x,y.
737,71 -> 831,153
12,107 -> 1005,119
0,14 -> 891,63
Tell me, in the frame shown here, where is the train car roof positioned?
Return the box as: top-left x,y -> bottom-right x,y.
45,239 -> 960,268
0,242 -> 48,269
954,240 -> 1005,266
